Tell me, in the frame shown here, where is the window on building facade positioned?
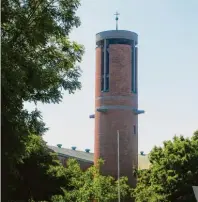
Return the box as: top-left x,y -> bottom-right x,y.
133,125 -> 136,135
131,42 -> 137,94
101,40 -> 109,92
101,47 -> 104,91
135,47 -> 138,93
108,38 -> 133,45
105,48 -> 109,91
106,75 -> 109,91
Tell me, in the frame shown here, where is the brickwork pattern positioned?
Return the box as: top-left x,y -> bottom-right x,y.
95,44 -> 138,187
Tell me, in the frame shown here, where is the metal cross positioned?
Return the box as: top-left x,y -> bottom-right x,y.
114,11 -> 120,30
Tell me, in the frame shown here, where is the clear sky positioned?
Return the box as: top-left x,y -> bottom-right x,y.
25,0 -> 198,154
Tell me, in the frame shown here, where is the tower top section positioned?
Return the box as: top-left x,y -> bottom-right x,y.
96,30 -> 138,45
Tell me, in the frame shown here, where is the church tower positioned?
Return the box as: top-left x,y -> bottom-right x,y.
90,14 -> 144,187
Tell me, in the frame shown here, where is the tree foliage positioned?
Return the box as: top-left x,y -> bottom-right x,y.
133,131 -> 198,202
11,134 -> 69,201
52,159 -> 133,202
1,0 -> 84,200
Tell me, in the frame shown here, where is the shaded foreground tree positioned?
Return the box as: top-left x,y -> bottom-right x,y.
11,134 -> 70,201
52,159 -> 133,202
133,130 -> 198,202
1,0 -> 84,200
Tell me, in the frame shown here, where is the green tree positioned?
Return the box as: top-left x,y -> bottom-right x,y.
53,159 -> 133,202
1,0 -> 84,200
12,134 -> 70,201
133,131 -> 198,202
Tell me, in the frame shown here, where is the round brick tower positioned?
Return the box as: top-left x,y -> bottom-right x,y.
94,30 -> 143,187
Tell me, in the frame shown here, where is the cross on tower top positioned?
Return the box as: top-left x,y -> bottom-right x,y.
114,11 -> 120,30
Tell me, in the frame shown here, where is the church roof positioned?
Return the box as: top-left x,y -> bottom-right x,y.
49,145 -> 94,163
49,145 -> 151,169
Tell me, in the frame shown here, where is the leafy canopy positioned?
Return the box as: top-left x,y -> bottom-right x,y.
52,159 -> 133,202
1,0 -> 84,200
11,134 -> 70,201
133,131 -> 198,202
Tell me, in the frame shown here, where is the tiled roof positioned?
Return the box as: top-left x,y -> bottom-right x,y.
48,145 -> 94,163
49,145 -> 151,169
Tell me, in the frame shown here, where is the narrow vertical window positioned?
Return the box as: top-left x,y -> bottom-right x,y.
106,75 -> 109,91
101,44 -> 104,91
133,125 -> 136,135
135,47 -> 138,93
131,41 -> 137,93
131,43 -> 135,93
101,39 -> 109,92
105,47 -> 109,91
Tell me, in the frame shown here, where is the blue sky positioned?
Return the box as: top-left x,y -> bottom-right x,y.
25,0 -> 198,154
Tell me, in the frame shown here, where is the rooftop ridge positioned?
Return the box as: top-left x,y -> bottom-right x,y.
48,145 -> 94,154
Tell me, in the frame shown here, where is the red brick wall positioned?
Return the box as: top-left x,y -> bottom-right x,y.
94,44 -> 138,187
